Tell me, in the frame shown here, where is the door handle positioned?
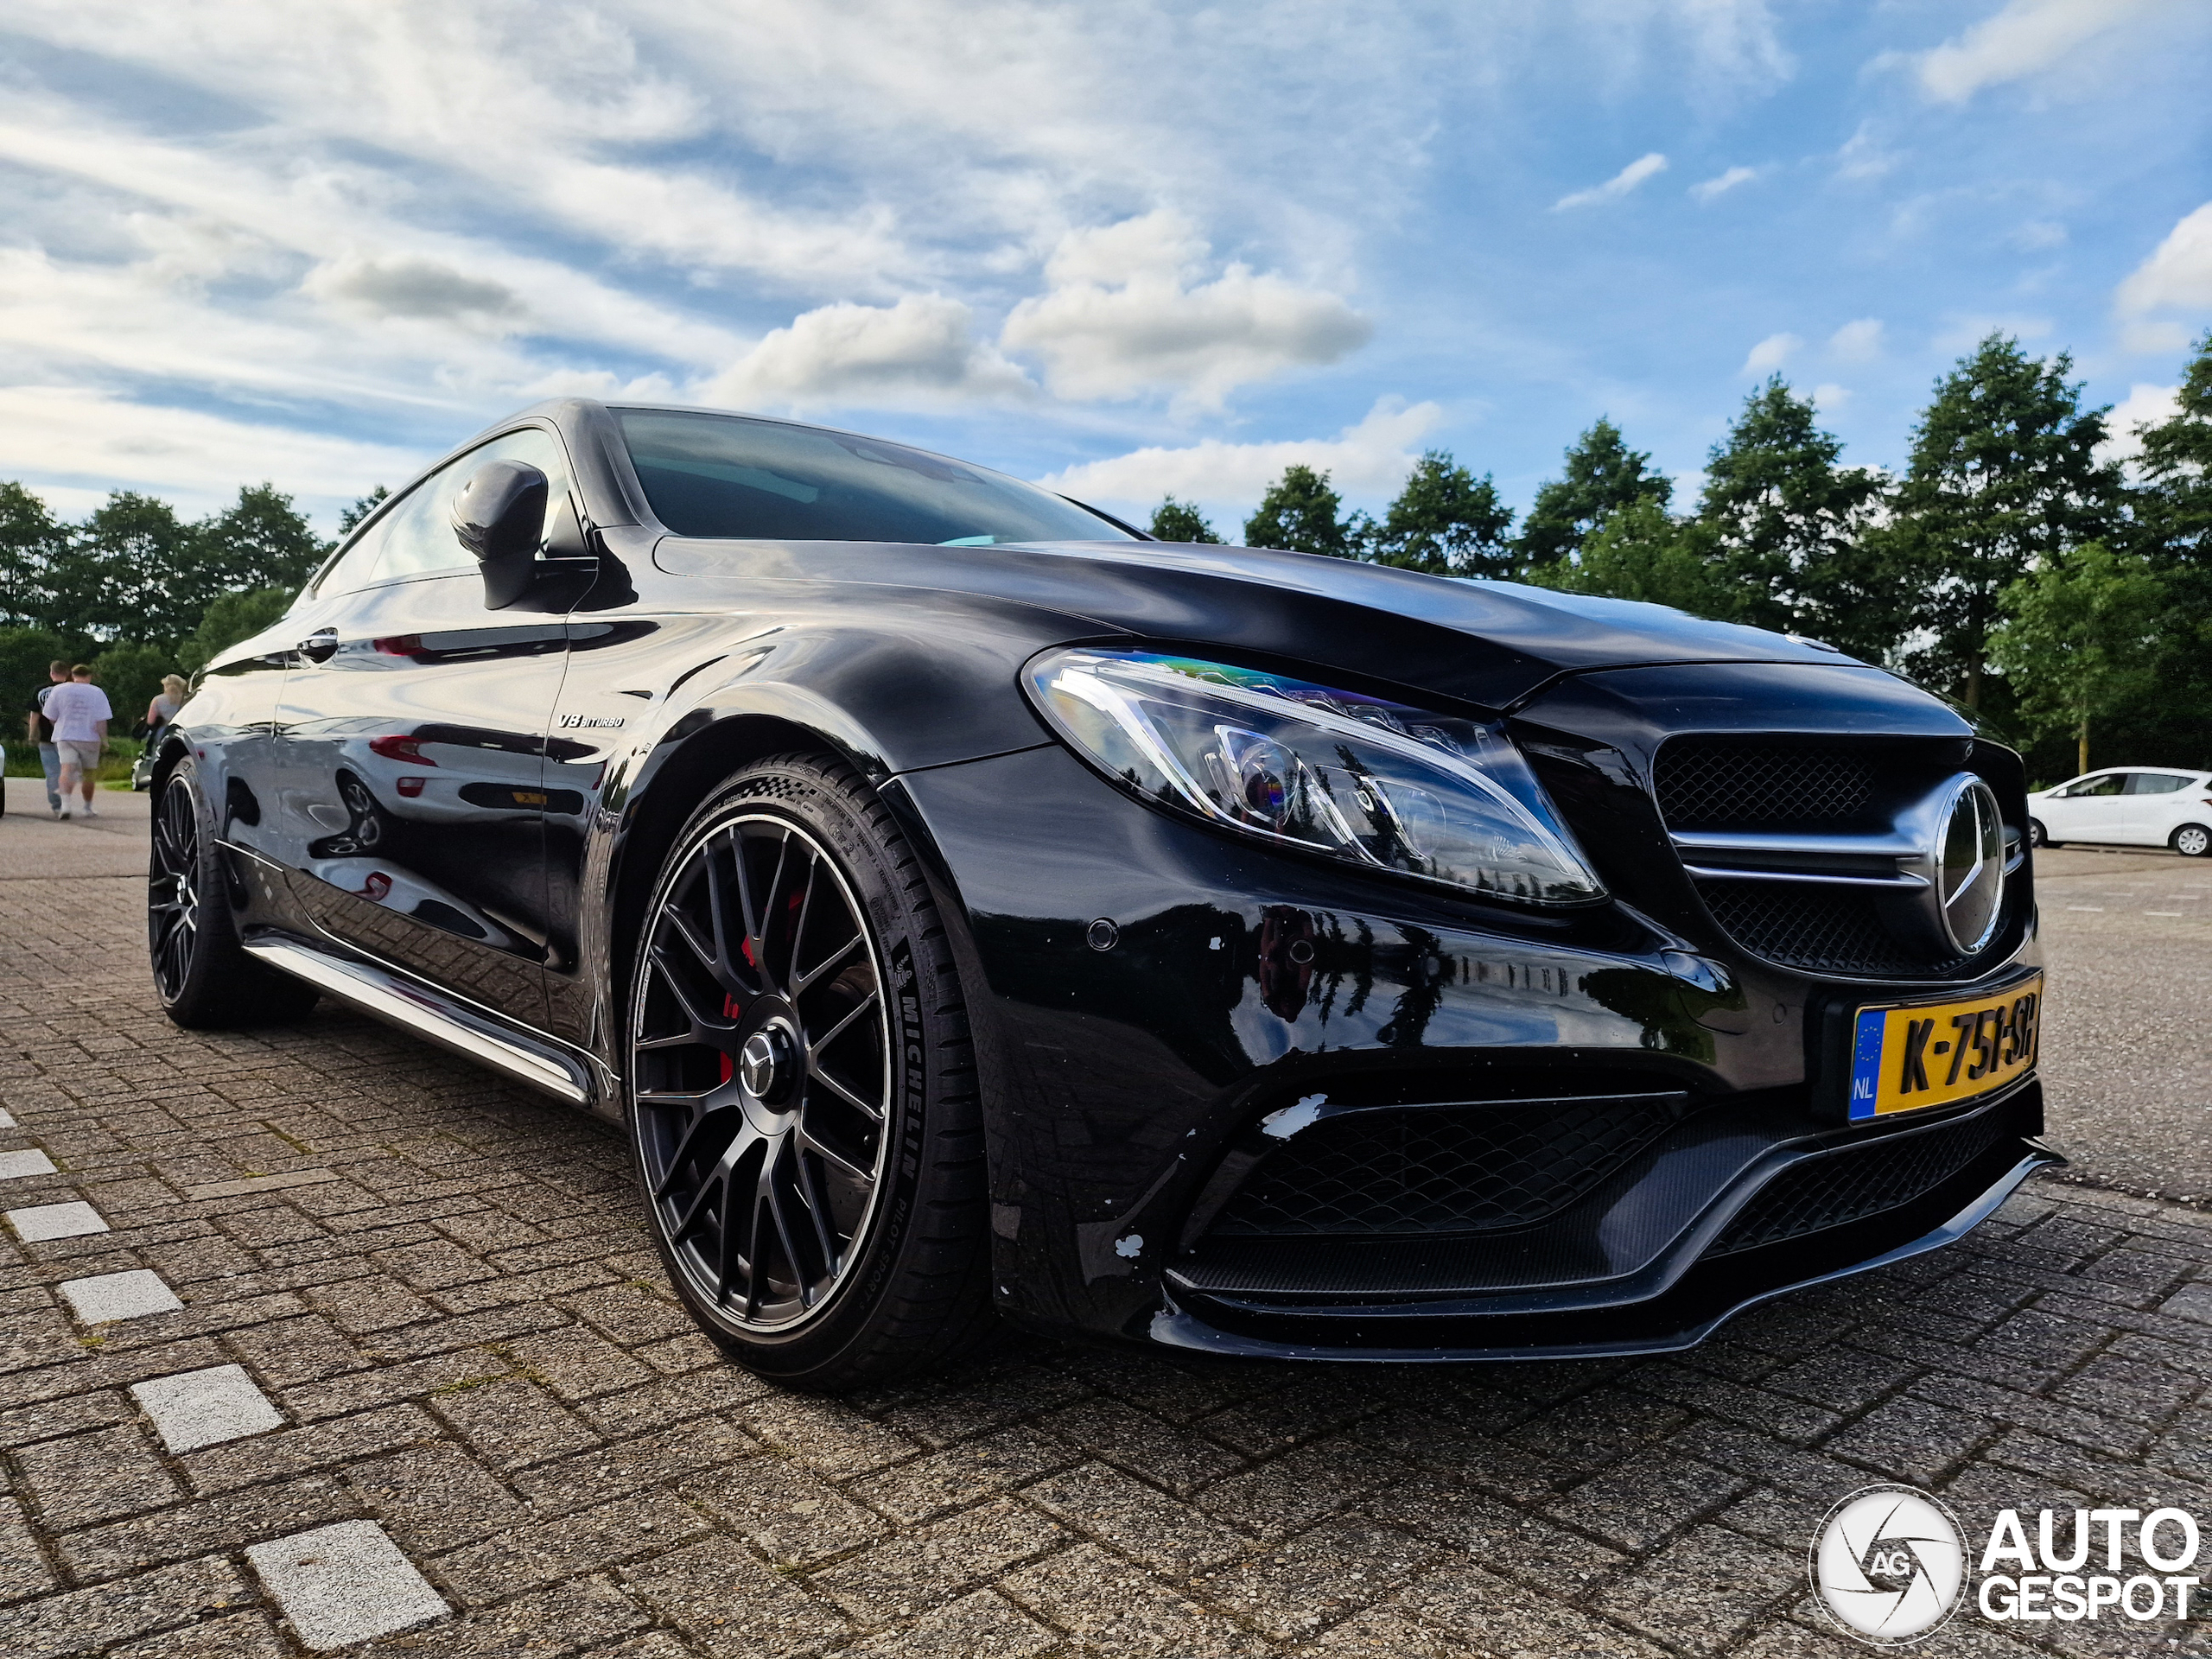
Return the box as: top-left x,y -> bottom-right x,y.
297,628 -> 339,664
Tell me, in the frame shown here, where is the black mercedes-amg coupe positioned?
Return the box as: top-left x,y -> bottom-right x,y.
147,399 -> 2053,1388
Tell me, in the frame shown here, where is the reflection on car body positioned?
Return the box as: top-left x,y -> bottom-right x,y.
146,397 -> 2057,1389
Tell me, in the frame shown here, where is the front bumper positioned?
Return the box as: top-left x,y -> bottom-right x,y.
893,736 -> 2048,1361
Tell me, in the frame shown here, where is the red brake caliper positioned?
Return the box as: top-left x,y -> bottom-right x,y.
719,993 -> 741,1083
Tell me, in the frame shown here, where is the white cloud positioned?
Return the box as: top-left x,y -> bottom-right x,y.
1915,0 -> 2162,104
1741,332 -> 1802,375
1689,166 -> 1759,202
1827,318 -> 1885,362
1000,213 -> 1370,410
1036,397 -> 1442,516
1811,383 -> 1851,410
1554,153 -> 1669,211
2095,382 -> 2181,466
2116,202 -> 2212,324
707,295 -> 1033,410
1834,122 -> 1899,182
0,385 -> 424,518
2010,219 -> 2068,251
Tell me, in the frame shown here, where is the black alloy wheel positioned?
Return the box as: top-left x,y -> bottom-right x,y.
628,754 -> 992,1386
149,757 -> 320,1028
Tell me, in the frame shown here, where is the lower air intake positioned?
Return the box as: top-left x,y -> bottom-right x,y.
1712,1112 -> 2006,1255
1698,882 -> 1967,977
1211,1092 -> 1682,1237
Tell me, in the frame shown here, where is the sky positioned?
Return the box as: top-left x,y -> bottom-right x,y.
2,0 -> 2209,537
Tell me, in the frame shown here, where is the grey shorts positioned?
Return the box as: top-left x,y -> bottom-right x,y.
54,741 -> 102,773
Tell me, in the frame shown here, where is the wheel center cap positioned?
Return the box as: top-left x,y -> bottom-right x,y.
738,1025 -> 796,1106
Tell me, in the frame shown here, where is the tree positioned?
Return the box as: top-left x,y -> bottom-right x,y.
1881,334 -> 2122,709
1696,378 -> 1890,651
0,483 -> 67,630
1365,451 -> 1515,576
167,484 -> 325,636
1244,465 -> 1353,557
2134,329 -> 2212,563
1148,495 -> 1223,543
1987,543 -> 2166,775
1516,417 -> 1672,570
1525,499 -> 1740,620
92,641 -> 176,738
339,486 -> 390,535
181,588 -> 295,672
41,492 -> 189,643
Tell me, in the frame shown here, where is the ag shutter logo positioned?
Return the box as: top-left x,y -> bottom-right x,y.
1811,1485 -> 1968,1645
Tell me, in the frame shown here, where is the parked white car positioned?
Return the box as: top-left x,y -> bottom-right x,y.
2027,768 -> 2212,856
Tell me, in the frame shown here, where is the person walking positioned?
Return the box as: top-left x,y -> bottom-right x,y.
44,664 -> 112,821
144,674 -> 188,738
22,659 -> 70,818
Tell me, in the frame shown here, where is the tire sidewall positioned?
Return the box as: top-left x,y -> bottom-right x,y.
150,758 -> 223,1014
626,759 -> 943,1379
2028,818 -> 2046,848
2175,823 -> 2212,858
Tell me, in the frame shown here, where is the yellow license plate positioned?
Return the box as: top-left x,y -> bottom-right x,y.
1846,975 -> 2042,1121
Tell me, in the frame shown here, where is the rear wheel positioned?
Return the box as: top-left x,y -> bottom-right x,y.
626,753 -> 992,1389
2028,818 -> 2057,849
2174,823 -> 2211,858
149,759 -> 321,1028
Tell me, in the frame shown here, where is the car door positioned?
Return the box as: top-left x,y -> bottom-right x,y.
2044,772 -> 2128,842
2121,771 -> 2200,844
271,426 -> 580,1027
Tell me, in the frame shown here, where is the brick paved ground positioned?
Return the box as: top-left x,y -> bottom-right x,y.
3,795 -> 2209,1656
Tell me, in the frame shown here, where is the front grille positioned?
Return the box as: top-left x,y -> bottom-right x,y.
1700,884 -> 1966,977
1712,1114 -> 2006,1255
1211,1094 -> 1681,1237
1656,744 -> 1876,830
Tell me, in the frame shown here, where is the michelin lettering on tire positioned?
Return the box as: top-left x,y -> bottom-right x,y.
1811,1484 -> 1968,1645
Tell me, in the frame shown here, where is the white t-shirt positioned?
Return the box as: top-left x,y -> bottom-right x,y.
43,683 -> 112,743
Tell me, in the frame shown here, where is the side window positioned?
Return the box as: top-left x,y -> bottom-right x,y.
2125,772 -> 2193,795
316,507 -> 402,596
2068,774 -> 2125,798
372,428 -> 575,584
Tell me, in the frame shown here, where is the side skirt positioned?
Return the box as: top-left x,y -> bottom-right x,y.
243,937 -> 599,1109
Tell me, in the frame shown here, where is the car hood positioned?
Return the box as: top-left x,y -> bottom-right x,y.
656,534 -> 1875,712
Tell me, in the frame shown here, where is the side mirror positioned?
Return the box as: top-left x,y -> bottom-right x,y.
453,461 -> 549,609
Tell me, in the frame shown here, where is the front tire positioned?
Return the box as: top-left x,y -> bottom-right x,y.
149,759 -> 321,1028
626,753 -> 992,1389
2174,823 -> 2211,859
2028,818 -> 2057,849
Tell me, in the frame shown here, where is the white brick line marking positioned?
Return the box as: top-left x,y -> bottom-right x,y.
131,1364 -> 284,1452
5,1201 -> 108,1242
57,1268 -> 182,1323
0,1108 -> 16,1128
0,1150 -> 58,1179
247,1521 -> 449,1650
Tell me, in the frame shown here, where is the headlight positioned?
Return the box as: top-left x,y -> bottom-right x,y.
1025,647 -> 1605,906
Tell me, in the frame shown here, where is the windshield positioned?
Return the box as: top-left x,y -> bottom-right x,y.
616,409 -> 1135,545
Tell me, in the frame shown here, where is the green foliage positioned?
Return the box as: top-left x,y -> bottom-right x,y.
338,486 -> 390,535
0,483 -> 68,629
92,641 -> 175,736
1988,543 -> 2167,774
41,491 -> 189,643
1364,451 -> 1515,576
1879,334 -> 2123,708
181,588 -> 294,673
1244,465 -> 1354,557
1148,495 -> 1223,543
2,481 -> 326,648
1697,378 -> 1890,652
1516,418 -> 1673,570
1525,499 -> 1741,620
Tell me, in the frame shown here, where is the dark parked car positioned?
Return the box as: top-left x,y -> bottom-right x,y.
147,400 -> 2053,1388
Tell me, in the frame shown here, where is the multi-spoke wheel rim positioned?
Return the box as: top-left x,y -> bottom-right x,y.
149,779 -> 200,1001
631,813 -> 893,1332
